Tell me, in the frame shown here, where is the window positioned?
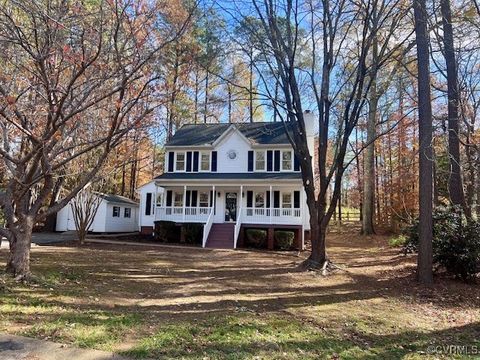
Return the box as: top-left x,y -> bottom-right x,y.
255,192 -> 265,208
145,193 -> 152,215
282,193 -> 292,208
175,152 -> 185,171
124,207 -> 131,218
174,192 -> 183,207
282,151 -> 292,170
113,206 -> 120,217
200,152 -> 210,171
199,192 -> 209,207
255,151 -> 265,171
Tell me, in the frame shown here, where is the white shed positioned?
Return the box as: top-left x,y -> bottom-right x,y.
56,193 -> 139,233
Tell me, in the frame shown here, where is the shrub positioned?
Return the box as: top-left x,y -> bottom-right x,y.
182,223 -> 203,245
245,229 -> 267,248
403,206 -> 480,281
154,221 -> 180,243
275,230 -> 295,250
389,235 -> 408,248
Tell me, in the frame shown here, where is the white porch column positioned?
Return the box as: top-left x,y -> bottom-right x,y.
240,185 -> 243,205
269,185 -> 273,224
182,185 -> 187,221
301,188 -> 305,249
212,185 -> 216,214
153,184 -> 158,216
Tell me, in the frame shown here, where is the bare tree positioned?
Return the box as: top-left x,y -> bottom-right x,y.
227,0 -> 409,267
0,0 -> 192,278
413,0 -> 433,285
70,186 -> 102,245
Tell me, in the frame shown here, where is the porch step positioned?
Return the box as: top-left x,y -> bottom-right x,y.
206,223 -> 235,249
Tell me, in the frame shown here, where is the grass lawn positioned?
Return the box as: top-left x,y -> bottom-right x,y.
0,232 -> 479,359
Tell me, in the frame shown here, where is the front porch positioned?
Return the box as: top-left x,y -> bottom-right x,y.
155,206 -> 303,225
154,185 -> 304,226
153,184 -> 306,249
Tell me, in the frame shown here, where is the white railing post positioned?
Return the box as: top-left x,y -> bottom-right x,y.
182,185 -> 187,222
269,185 -> 273,224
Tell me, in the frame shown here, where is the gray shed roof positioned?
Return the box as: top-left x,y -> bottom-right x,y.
154,172 -> 302,181
165,122 -> 294,147
97,193 -> 139,206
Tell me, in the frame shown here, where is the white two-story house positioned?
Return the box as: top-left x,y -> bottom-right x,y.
138,111 -> 316,250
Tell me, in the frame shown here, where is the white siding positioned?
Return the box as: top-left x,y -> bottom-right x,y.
55,205 -> 70,232
56,198 -> 137,233
56,200 -> 107,233
138,181 -> 162,230
215,130 -> 251,173
104,203 -> 138,232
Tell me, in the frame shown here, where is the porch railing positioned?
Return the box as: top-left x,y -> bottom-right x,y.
243,207 -> 302,225
202,208 -> 214,248
156,206 -> 212,223
233,205 -> 243,249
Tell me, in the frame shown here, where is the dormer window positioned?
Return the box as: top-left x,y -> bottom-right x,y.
200,152 -> 210,171
282,151 -> 292,171
255,151 -> 265,171
175,152 -> 185,171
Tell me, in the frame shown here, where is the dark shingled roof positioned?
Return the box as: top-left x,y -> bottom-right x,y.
165,122 -> 294,146
154,172 -> 302,181
97,193 -> 139,206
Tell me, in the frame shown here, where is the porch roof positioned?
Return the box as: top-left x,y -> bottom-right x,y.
154,172 -> 302,184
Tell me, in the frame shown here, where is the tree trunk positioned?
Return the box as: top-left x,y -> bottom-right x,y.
77,229 -> 86,245
310,223 -> 327,265
307,207 -> 327,266
228,85 -> 232,123
6,219 -> 34,279
413,0 -> 433,285
440,0 -> 467,215
476,159 -> 480,218
194,66 -> 199,124
362,77 -> 377,235
249,48 -> 254,123
121,162 -> 126,196
355,127 -> 363,223
203,71 -> 209,124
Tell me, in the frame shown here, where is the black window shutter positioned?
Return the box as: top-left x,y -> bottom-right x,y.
274,150 -> 281,171
267,150 -> 273,171
209,191 -> 213,207
193,151 -> 199,172
186,190 -> 191,207
294,191 -> 300,208
145,193 -> 152,215
266,191 -> 270,208
248,151 -> 254,171
273,191 -> 280,208
186,151 -> 192,172
247,191 -> 253,207
166,190 -> 172,206
191,191 -> 198,207
211,151 -> 217,172
168,152 -> 174,172
294,154 -> 300,171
